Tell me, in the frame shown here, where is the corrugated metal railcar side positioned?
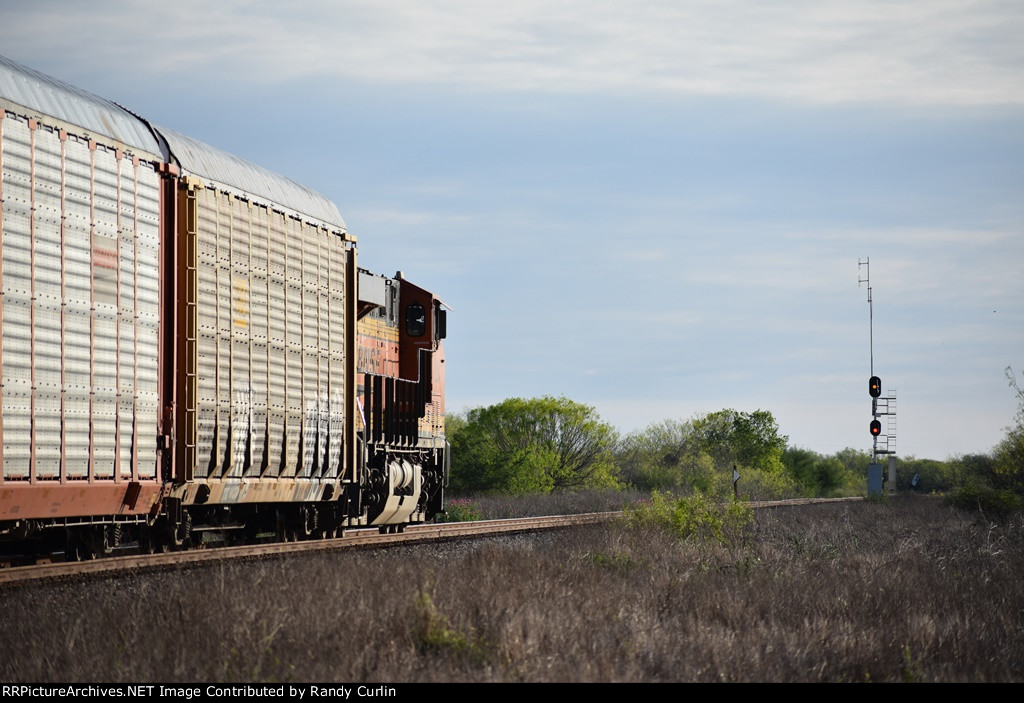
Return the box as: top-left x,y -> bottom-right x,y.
0,85 -> 165,525
169,174 -> 359,509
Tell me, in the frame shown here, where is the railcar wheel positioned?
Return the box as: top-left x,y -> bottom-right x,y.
76,526 -> 112,560
299,505 -> 317,540
242,520 -> 260,545
276,509 -> 298,543
104,525 -> 121,556
138,529 -> 156,554
64,530 -> 84,562
168,512 -> 192,550
318,518 -> 335,539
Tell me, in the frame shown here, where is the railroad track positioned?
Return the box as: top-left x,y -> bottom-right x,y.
0,497 -> 862,586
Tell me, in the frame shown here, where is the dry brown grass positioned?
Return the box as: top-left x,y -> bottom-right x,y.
0,493 -> 1021,682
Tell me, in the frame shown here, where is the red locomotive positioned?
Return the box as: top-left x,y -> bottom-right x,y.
0,55 -> 447,560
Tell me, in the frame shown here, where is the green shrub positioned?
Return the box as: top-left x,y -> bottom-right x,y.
441,499 -> 484,522
623,491 -> 753,547
945,483 -> 1023,518
732,465 -> 799,500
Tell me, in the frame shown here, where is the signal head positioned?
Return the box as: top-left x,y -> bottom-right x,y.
869,376 -> 882,398
870,419 -> 882,436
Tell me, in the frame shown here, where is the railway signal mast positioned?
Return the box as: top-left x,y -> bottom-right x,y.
859,258 -> 896,495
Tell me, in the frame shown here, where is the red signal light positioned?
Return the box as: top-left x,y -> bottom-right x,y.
870,419 -> 881,436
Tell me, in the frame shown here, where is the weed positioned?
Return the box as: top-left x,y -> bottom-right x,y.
414,589 -> 489,664
440,499 -> 484,522
901,644 -> 924,683
2,494 -> 1022,683
623,491 -> 753,547
586,551 -> 636,575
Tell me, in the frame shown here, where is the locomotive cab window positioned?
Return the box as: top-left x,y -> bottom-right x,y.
436,305 -> 447,340
406,303 -> 426,337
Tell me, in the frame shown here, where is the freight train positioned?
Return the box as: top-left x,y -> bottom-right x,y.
0,55 -> 448,560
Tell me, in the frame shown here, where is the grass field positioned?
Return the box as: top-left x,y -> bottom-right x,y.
0,493 -> 1020,682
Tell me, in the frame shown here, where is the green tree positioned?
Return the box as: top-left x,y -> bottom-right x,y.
833,447 -> 873,477
895,457 -> 956,492
953,453 -> 996,484
781,447 -> 819,496
782,447 -> 859,497
992,429 -> 1024,494
691,408 -> 788,474
617,419 -> 718,493
618,409 -> 795,498
941,368 -> 1024,516
448,397 -> 620,495
993,366 -> 1024,494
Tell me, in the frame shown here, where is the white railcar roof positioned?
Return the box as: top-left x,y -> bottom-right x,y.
0,54 -> 346,231
0,54 -> 163,154
158,126 -> 346,230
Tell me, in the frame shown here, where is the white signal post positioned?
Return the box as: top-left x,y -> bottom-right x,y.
859,258 -> 878,459
859,258 -> 896,495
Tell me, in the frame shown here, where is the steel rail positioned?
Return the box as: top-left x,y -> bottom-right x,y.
0,513 -> 612,585
0,497 -> 863,586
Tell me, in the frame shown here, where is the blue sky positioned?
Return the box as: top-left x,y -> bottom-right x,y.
3,1 -> 1022,459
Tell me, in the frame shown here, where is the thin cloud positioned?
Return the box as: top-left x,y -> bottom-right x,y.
349,207 -> 471,226
3,2 -> 1020,460
2,1 -> 1022,105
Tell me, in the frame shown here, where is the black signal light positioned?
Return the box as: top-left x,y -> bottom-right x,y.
870,419 -> 882,436
869,376 -> 882,398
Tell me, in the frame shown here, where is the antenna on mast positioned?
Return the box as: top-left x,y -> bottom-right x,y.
858,258 -> 872,376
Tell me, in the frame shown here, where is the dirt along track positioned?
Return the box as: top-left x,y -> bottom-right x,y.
0,497 -> 863,586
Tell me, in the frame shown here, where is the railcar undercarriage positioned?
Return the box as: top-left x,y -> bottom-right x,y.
0,444 -> 446,563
